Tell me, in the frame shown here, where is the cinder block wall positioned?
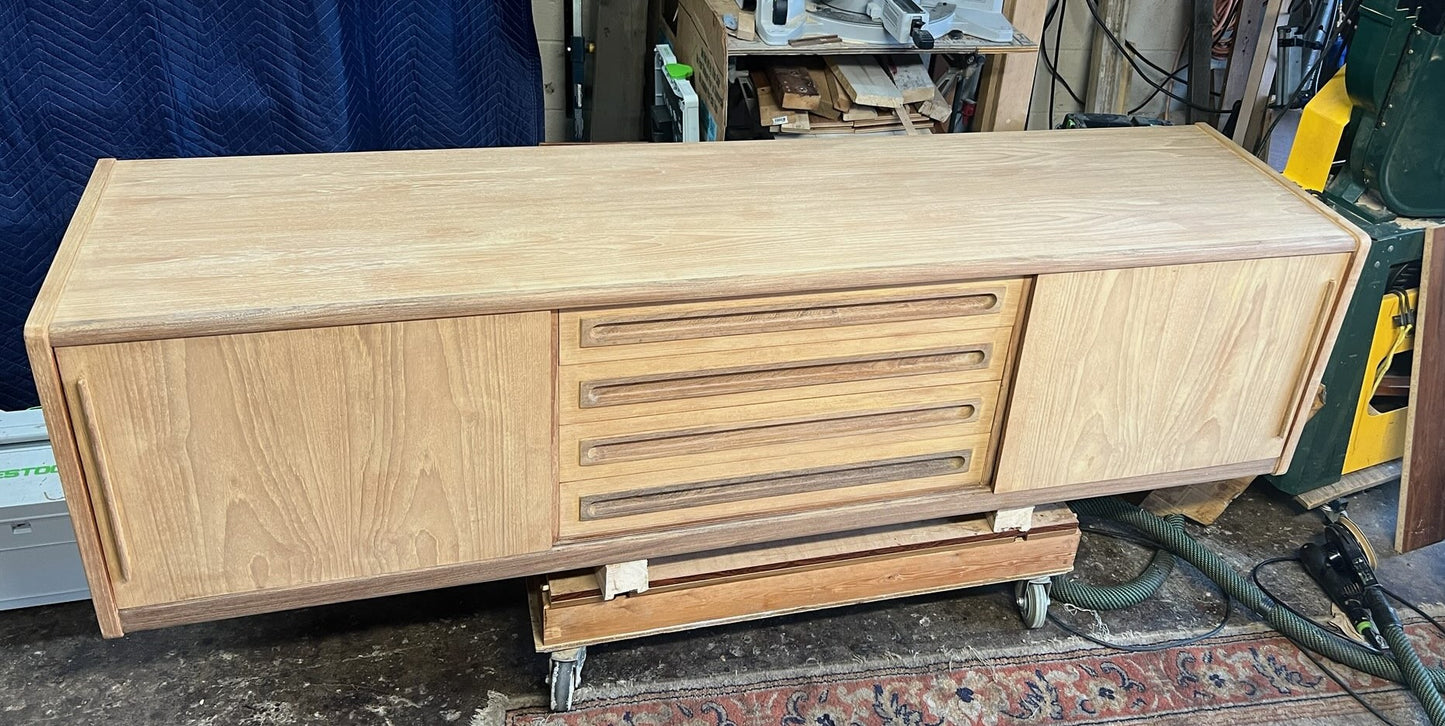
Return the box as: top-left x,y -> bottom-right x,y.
533,0 -> 568,141
1027,0 -> 1193,129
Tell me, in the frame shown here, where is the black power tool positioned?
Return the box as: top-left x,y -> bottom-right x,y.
1300,516 -> 1391,651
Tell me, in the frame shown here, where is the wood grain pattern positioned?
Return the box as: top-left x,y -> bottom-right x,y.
580,347 -> 991,408
767,63 -> 820,111
45,126 -> 1364,346
561,380 -> 999,480
883,55 -> 935,104
561,431 -> 995,539
55,314 -> 553,608
827,56 -> 904,107
550,506 -> 1075,599
995,255 -> 1349,491
562,399 -> 994,485
578,402 -> 981,466
1196,124 -> 1372,471
1398,227 -> 1445,552
1140,476 -> 1254,525
22,159 -> 125,636
115,458 -> 1266,633
560,325 -> 1014,424
976,0 -> 1047,131
533,521 -> 1079,650
560,280 -> 1022,366
72,379 -> 132,583
579,451 -> 974,520
568,280 -> 1016,354
549,505 -> 1076,600
1297,460 -> 1400,511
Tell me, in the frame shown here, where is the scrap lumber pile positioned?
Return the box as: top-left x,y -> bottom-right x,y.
750,55 -> 949,136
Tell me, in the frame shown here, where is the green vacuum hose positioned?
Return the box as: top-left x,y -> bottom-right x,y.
1049,513 -> 1183,609
1051,497 -> 1445,725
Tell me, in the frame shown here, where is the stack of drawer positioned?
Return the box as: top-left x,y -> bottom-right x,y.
556,279 -> 1029,539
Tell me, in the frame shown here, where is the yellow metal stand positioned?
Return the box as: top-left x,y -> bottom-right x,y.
1342,289 -> 1416,473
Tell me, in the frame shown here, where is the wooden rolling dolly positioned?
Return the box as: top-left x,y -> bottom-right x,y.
530,505 -> 1080,710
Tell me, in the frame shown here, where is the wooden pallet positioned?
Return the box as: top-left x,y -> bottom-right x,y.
531,505 -> 1079,652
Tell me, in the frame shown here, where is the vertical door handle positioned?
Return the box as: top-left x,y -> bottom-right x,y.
74,379 -> 132,582
1279,280 -> 1338,438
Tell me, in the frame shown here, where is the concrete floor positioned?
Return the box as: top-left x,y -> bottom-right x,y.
2,482 -> 1442,725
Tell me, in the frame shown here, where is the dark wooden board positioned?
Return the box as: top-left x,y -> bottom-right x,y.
590,0 -> 650,141
1399,226 -> 1445,552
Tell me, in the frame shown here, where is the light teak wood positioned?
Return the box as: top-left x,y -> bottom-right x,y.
54,314 -> 553,608
988,507 -> 1034,532
595,561 -> 649,600
534,508 -> 1079,651
559,279 -> 1022,364
995,254 -> 1350,491
1140,476 -> 1255,525
45,127 -> 1363,346
883,55 -> 935,104
118,459 -> 1268,634
23,159 -> 125,636
559,325 -> 1015,425
826,56 -> 905,108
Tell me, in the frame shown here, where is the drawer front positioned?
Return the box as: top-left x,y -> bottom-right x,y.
560,380 -> 1000,483
559,325 -> 1016,425
560,431 -> 995,539
555,280 -> 1026,539
559,279 -> 1024,366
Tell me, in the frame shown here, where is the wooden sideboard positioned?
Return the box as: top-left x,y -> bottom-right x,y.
26,125 -> 1368,637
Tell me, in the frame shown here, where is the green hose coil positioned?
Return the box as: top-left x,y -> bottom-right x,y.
1050,497 -> 1445,713
1049,514 -> 1183,610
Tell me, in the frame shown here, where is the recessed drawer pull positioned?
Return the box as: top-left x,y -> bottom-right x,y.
579,401 -> 980,465
578,450 -> 973,520
581,291 -> 1005,347
74,379 -> 132,583
580,346 -> 992,408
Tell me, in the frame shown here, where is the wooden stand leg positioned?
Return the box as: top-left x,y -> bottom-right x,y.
595,560 -> 649,600
988,506 -> 1034,532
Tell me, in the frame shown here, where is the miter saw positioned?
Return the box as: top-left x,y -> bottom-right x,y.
751,0 -> 1014,48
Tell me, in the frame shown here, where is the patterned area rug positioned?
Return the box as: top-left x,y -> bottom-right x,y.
509,622 -> 1445,725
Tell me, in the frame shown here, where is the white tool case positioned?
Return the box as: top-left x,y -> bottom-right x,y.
0,408 -> 89,610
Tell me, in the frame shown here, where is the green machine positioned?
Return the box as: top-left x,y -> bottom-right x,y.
1266,0 -> 1444,497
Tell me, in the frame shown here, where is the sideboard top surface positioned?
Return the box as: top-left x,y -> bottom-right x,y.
36,124 -> 1365,345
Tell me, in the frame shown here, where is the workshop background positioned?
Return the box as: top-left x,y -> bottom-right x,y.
4,0 -> 1444,724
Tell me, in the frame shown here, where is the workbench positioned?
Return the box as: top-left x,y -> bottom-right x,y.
27,126 -> 1365,665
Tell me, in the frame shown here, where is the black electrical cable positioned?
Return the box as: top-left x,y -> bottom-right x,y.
1250,31 -> 1330,154
1046,525 -> 1233,652
1039,0 -> 1085,128
1078,0 -> 1232,114
1252,0 -> 1351,154
1250,556 -> 1445,725
1296,640 -> 1406,726
1251,557 -> 1387,655
1051,0 -> 1068,127
1125,39 -> 1179,78
1386,587 -> 1445,639
1127,60 -> 1187,115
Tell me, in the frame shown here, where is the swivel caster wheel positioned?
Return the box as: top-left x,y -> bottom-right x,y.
547,646 -> 587,712
1015,577 -> 1052,629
